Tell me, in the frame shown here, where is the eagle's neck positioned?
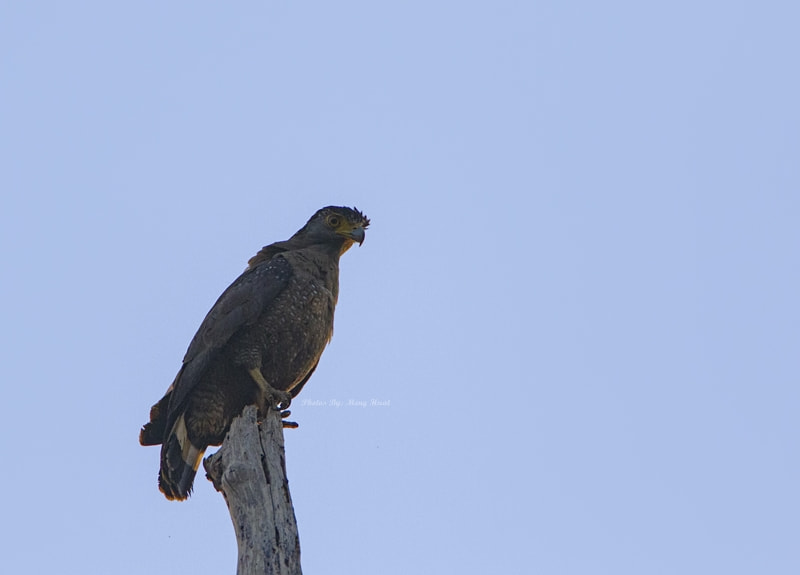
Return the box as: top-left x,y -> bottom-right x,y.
287,245 -> 342,303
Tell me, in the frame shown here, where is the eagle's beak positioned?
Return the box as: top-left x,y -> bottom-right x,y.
347,226 -> 366,246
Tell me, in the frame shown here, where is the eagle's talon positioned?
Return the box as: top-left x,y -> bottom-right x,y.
275,392 -> 292,411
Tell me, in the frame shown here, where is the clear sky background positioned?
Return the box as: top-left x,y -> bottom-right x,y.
1,2 -> 798,574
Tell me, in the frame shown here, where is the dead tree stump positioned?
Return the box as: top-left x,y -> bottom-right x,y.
204,405 -> 302,575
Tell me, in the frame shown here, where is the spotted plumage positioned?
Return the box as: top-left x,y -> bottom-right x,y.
140,206 -> 369,500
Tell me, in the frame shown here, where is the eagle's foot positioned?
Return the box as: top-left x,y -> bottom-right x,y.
257,387 -> 292,414
281,410 -> 299,429
249,367 -> 292,414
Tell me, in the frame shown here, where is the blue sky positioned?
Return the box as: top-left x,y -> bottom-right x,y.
2,2 -> 798,574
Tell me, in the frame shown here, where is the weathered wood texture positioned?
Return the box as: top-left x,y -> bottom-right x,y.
204,405 -> 302,575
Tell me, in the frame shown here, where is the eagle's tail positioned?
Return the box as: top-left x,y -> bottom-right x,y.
139,391 -> 171,446
158,414 -> 206,501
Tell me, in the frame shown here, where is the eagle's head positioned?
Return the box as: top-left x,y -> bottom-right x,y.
299,206 -> 370,254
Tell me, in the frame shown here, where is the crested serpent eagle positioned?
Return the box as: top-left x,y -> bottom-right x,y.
140,206 -> 369,500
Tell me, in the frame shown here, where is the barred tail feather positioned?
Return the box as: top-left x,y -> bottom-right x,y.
159,415 -> 206,500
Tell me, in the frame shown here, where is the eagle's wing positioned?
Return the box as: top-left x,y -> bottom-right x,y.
167,255 -> 293,416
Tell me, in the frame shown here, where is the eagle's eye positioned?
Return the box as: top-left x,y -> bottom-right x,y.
327,215 -> 341,227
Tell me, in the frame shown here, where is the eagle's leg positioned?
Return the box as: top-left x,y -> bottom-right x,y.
248,368 -> 292,413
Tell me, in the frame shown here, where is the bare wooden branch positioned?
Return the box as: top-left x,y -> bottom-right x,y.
204,405 -> 302,575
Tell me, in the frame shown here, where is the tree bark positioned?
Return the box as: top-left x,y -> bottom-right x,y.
204,405 -> 302,575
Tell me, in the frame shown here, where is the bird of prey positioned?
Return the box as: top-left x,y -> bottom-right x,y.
140,206 -> 369,500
